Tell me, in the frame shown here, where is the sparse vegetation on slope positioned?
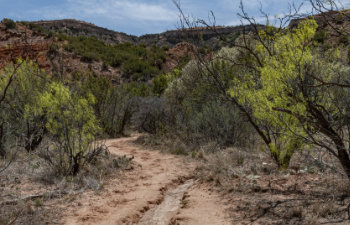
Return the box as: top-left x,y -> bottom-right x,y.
2,18 -> 15,29
59,34 -> 166,81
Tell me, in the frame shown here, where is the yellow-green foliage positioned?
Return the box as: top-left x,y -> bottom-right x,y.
227,20 -> 318,168
29,82 -> 101,157
0,59 -> 46,91
1,60 -> 104,174
8,60 -> 48,108
152,74 -> 169,96
230,19 -> 317,122
0,60 -> 49,151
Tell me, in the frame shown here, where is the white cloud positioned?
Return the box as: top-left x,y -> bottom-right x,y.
29,0 -> 178,22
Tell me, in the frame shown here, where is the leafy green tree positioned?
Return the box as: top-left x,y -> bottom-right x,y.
0,64 -> 15,157
0,60 -> 48,155
225,18 -> 350,176
152,71 -> 181,96
12,61 -> 48,151
28,82 -> 102,175
152,74 -> 169,96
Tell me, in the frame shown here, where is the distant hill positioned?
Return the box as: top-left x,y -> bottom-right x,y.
2,11 -> 348,84
29,19 -> 263,48
289,10 -> 350,45
31,19 -> 138,44
138,25 -> 265,47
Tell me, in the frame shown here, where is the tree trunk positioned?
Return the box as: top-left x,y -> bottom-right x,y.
336,143 -> 350,179
71,152 -> 82,176
0,124 -> 5,157
0,142 -> 5,158
71,156 -> 80,176
25,134 -> 43,152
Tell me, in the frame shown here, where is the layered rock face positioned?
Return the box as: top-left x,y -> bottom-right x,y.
0,23 -> 52,70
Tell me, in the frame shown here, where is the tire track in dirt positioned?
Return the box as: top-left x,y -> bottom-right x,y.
138,179 -> 194,225
63,135 -> 231,225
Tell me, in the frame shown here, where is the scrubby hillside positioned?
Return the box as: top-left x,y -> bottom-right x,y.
31,19 -> 138,44
0,21 -> 52,70
290,10 -> 350,45
28,19 -> 260,48
0,19 -> 202,84
138,24 -> 264,47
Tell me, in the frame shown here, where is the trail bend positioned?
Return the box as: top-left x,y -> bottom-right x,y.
63,135 -> 231,225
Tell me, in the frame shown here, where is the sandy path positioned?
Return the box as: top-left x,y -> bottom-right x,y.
63,135 -> 231,225
173,184 -> 232,225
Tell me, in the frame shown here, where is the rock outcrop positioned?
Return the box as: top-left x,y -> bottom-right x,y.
0,23 -> 52,70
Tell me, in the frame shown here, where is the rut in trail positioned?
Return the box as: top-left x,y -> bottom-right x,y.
138,179 -> 194,225
63,135 -> 231,225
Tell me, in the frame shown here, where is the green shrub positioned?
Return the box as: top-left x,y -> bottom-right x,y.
28,82 -> 103,175
162,45 -> 170,51
335,13 -> 344,24
314,29 -> 327,44
28,23 -> 46,33
48,43 -> 59,56
187,101 -> 251,147
123,82 -> 151,97
34,198 -> 42,207
81,52 -> 96,63
110,55 -> 123,67
133,97 -> 169,134
101,62 -> 109,71
59,35 -> 166,80
339,35 -> 349,45
170,147 -> 188,156
122,59 -> 158,81
2,18 -> 15,29
152,74 -> 169,96
157,59 -> 254,148
0,60 -> 48,154
99,86 -> 136,137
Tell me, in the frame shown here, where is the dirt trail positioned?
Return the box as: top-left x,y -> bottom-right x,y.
63,135 -> 231,225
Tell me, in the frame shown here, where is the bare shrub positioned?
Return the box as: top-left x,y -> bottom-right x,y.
195,145 -> 275,186
37,138 -> 108,177
100,86 -> 138,137
133,97 -> 170,134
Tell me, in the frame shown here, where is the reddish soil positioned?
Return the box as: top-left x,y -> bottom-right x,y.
62,136 -> 231,225
163,42 -> 195,71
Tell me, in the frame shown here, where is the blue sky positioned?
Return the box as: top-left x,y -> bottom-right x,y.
0,0 -> 349,35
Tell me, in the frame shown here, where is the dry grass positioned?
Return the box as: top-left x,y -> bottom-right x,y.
192,145 -> 350,225
136,133 -> 350,224
134,134 -> 195,156
0,149 -> 134,224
